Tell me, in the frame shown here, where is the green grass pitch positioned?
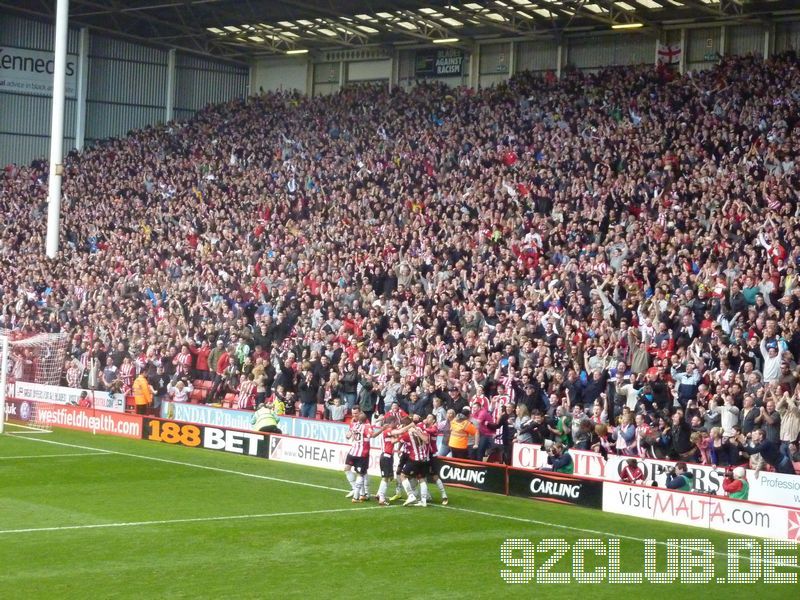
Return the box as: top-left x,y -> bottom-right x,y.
0,424 -> 797,599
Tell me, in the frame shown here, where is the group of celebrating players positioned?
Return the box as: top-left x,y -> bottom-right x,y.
344,407 -> 448,507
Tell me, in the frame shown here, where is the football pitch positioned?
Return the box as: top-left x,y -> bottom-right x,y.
0,426 -> 797,599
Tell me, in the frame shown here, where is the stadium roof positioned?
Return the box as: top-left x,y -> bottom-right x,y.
3,0 -> 800,61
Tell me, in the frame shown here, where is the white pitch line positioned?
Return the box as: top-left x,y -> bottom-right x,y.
0,506 -> 386,535
15,436 -> 343,492
14,435 -> 800,567
432,503 -> 800,568
4,423 -> 52,433
0,452 -> 109,460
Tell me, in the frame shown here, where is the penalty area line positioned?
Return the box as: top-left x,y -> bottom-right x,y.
0,452 -> 110,460
0,505 -> 387,535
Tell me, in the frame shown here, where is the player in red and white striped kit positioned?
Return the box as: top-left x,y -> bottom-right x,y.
344,410 -> 372,502
422,414 -> 448,505
371,415 -> 398,506
393,417 -> 431,507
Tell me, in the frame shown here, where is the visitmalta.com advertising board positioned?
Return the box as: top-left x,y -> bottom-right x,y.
603,481 -> 800,542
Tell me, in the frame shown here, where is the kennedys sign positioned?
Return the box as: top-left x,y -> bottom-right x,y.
434,458 -> 506,494
507,469 -> 604,509
0,46 -> 78,98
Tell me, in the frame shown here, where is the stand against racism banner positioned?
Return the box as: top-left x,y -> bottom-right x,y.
415,48 -> 465,77
4,398 -> 141,438
512,442 -> 799,508
507,468 -> 604,509
142,417 -> 269,458
603,481 -> 800,542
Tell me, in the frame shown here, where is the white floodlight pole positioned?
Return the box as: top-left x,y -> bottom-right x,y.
0,336 -> 8,434
46,0 -> 70,259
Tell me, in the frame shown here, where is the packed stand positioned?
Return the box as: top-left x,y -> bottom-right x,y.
1,52 -> 800,478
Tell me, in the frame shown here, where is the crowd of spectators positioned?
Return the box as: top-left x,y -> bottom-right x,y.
2,51 -> 800,474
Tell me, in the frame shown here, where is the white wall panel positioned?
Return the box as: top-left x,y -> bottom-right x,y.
728,24 -> 764,57
687,27 -> 721,72
569,33 -> 655,69
314,62 -> 340,84
480,42 -> 511,74
0,94 -> 76,136
85,103 -> 164,140
89,35 -> 167,63
175,53 -> 247,113
398,49 -> 416,82
516,40 -> 558,73
776,21 -> 800,54
0,14 -> 79,53
252,56 -> 309,93
88,57 -> 168,105
347,59 -> 391,82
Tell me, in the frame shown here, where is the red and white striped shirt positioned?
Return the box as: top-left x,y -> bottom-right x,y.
472,395 -> 490,411
348,421 -> 372,458
236,379 -> 256,410
66,365 -> 82,388
174,351 -> 193,376
424,424 -> 438,455
500,376 -> 517,401
119,362 -> 135,392
412,352 -> 426,377
135,354 -> 148,375
491,394 -> 511,423
402,430 -> 430,462
381,430 -> 395,455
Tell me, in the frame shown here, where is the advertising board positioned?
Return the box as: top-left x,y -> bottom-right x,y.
142,417 -> 269,458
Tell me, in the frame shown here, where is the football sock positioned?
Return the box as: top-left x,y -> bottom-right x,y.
419,481 -> 429,503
